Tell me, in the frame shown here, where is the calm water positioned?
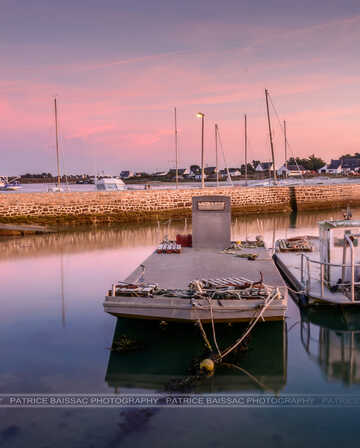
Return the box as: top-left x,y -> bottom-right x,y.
2,175 -> 360,194
1,209 -> 360,447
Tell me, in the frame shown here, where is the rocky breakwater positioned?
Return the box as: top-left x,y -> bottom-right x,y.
0,186 -> 292,226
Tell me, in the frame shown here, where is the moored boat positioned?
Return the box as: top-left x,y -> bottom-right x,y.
0,176 -> 22,191
96,176 -> 127,191
274,214 -> 360,306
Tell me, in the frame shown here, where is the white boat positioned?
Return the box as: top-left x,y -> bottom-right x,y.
0,176 -> 22,191
274,213 -> 360,306
48,185 -> 64,193
96,177 -> 127,191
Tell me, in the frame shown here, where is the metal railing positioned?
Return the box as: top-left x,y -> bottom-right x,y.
300,252 -> 360,302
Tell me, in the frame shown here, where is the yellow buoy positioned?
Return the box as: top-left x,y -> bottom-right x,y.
200,358 -> 215,373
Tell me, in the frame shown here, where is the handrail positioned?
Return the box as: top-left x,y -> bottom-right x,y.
344,234 -> 355,302
300,252 -> 359,301
300,254 -> 360,269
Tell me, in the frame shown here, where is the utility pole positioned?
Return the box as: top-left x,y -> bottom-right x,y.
244,114 -> 248,186
265,89 -> 277,184
174,107 -> 178,189
215,123 -> 219,187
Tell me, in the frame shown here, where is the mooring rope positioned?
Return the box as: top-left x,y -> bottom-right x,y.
222,362 -> 273,392
196,319 -> 213,352
217,289 -> 280,362
207,297 -> 222,356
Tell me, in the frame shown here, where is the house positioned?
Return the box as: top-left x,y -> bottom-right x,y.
277,164 -> 306,177
341,157 -> 360,173
120,170 -> 134,179
255,162 -> 273,172
318,159 -> 342,174
318,157 -> 360,174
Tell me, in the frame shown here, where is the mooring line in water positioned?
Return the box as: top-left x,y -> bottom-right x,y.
222,362 -> 273,392
196,319 -> 213,352
217,290 -> 279,362
207,297 -> 222,357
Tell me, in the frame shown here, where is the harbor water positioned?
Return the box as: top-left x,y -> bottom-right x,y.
1,208 -> 360,446
3,175 -> 360,194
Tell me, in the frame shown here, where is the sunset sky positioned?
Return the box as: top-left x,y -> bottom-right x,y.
1,0 -> 360,175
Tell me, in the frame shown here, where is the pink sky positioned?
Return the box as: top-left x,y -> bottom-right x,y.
1,1 -> 360,175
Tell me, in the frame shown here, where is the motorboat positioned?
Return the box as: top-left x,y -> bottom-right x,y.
274,213 -> 360,306
96,177 -> 127,191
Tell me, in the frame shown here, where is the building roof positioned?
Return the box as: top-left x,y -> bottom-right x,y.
341,157 -> 360,169
286,164 -> 305,171
327,159 -> 342,170
259,162 -> 273,170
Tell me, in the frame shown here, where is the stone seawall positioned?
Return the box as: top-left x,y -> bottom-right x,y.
0,184 -> 359,226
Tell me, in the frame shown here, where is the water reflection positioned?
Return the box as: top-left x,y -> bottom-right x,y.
105,319 -> 287,393
300,308 -> 360,385
0,207 -> 354,260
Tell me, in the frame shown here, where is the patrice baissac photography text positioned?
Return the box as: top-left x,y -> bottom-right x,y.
1,0 -> 360,447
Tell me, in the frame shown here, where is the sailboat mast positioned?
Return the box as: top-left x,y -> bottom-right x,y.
284,120 -> 287,171
174,107 -> 178,189
215,123 -> 219,187
265,89 -> 277,184
244,114 -> 248,186
54,98 -> 61,188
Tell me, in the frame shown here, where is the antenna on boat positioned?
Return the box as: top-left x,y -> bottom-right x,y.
54,98 -> 61,189
174,107 -> 178,189
244,114 -> 248,186
215,123 -> 219,187
265,89 -> 277,185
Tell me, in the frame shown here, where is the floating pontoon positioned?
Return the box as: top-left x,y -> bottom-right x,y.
103,196 -> 287,322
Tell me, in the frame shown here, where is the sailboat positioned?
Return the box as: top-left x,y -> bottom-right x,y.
48,98 -> 64,193
0,176 -> 22,191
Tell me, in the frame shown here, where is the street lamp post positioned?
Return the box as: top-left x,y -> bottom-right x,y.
196,112 -> 205,188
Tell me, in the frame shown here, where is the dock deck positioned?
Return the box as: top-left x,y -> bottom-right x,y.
104,246 -> 288,322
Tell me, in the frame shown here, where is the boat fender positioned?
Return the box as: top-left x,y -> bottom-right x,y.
200,358 -> 215,373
